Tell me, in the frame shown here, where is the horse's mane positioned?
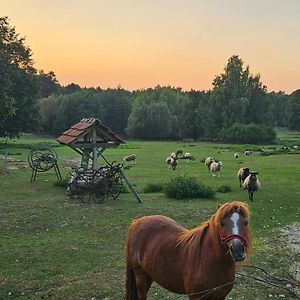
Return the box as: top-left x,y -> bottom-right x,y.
177,201 -> 251,258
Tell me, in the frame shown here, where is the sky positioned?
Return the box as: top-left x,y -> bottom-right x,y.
1,0 -> 300,93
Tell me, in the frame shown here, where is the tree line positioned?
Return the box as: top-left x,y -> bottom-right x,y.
1,17 -> 300,144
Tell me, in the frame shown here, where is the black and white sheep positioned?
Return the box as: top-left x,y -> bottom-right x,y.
166,156 -> 178,170
209,161 -> 223,177
237,167 -> 250,187
243,171 -> 260,201
123,154 -> 136,164
244,150 -> 252,156
175,149 -> 183,157
234,152 -> 239,159
204,157 -> 215,171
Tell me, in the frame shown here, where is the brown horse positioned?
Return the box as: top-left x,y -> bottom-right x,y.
125,201 -> 251,300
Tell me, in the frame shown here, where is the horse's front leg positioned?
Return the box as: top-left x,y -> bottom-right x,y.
133,267 -> 153,300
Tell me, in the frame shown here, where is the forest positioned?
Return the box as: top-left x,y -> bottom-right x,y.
1,16 -> 300,143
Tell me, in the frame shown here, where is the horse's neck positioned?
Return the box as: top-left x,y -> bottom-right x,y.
190,224 -> 235,270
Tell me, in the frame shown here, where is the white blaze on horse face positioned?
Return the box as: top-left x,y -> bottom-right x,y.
231,212 -> 240,235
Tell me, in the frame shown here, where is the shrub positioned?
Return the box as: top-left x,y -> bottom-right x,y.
54,178 -> 69,188
164,175 -> 215,199
216,185 -> 232,193
220,123 -> 276,144
142,182 -> 165,193
120,183 -> 130,194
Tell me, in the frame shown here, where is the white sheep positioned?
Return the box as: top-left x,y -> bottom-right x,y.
243,171 -> 260,201
184,152 -> 192,160
237,167 -> 250,187
123,154 -> 136,164
204,157 -> 215,171
170,152 -> 176,159
244,150 -> 251,156
209,161 -> 223,177
234,152 -> 239,159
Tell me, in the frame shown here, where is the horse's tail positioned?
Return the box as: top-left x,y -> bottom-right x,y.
125,265 -> 137,300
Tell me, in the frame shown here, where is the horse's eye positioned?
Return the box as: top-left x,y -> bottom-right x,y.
220,221 -> 225,227
244,220 -> 248,226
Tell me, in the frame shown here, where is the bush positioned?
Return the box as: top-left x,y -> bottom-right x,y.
220,123 -> 276,144
216,185 -> 232,193
54,178 -> 69,188
164,175 -> 215,199
142,182 -> 165,193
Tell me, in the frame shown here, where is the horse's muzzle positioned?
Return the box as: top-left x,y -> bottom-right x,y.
229,239 -> 245,261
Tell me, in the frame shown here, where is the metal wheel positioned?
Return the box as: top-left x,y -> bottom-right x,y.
67,168 -> 107,203
28,146 -> 57,172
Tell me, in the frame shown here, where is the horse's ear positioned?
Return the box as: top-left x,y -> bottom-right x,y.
217,203 -> 222,209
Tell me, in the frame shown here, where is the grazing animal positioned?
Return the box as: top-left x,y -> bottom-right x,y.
243,171 -> 260,201
175,149 -> 183,157
204,156 -> 215,171
210,161 -> 223,177
184,152 -> 192,160
166,156 -> 178,170
170,152 -> 176,158
124,154 -> 136,164
234,152 -> 239,159
125,201 -> 251,300
238,167 -> 250,187
244,150 -> 251,156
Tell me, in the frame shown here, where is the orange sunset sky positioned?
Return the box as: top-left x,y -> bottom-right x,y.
2,0 -> 300,93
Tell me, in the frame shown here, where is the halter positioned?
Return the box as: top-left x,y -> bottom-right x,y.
218,226 -> 248,247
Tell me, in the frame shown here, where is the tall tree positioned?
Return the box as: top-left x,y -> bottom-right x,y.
36,70 -> 61,98
209,55 -> 269,137
0,17 -> 39,137
286,89 -> 300,130
268,91 -> 289,127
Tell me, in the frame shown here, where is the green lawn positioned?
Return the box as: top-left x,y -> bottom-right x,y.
0,133 -> 299,299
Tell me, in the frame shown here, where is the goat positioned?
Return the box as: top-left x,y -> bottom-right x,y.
243,171 -> 260,201
244,150 -> 251,156
123,154 -> 136,164
234,152 -> 239,159
237,167 -> 250,187
204,157 -> 215,171
209,161 -> 223,177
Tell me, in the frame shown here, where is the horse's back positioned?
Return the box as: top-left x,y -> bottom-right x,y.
128,215 -> 186,242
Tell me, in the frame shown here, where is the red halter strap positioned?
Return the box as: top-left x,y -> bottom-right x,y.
218,227 -> 248,246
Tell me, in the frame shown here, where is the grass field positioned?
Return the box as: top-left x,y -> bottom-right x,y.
0,131 -> 300,299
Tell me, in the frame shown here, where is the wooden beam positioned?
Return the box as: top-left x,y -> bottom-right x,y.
119,170 -> 142,203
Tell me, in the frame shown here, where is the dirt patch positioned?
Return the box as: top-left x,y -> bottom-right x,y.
279,222 -> 300,293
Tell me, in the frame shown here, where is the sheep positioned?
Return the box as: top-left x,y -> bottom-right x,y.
234,152 -> 239,159
175,149 -> 183,157
209,161 -> 223,177
293,145 -> 299,150
123,154 -> 136,165
237,167 -> 250,187
243,171 -> 260,201
170,152 -> 176,158
204,157 -> 215,171
166,156 -> 178,170
244,150 -> 251,156
184,152 -> 192,160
